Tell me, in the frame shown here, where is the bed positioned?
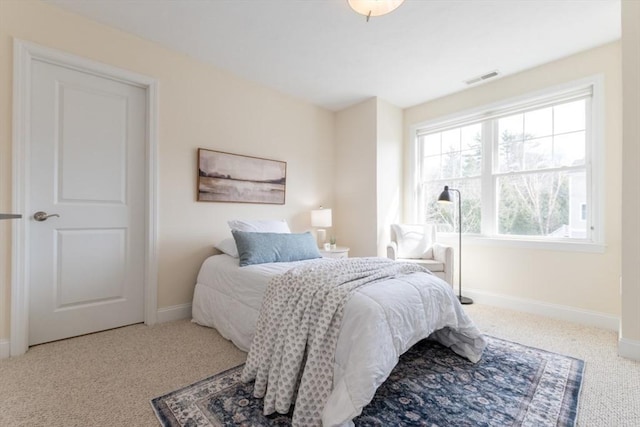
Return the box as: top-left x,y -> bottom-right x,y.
192,247 -> 486,426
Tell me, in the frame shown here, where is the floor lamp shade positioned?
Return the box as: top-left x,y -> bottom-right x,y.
311,208 -> 332,247
437,186 -> 473,305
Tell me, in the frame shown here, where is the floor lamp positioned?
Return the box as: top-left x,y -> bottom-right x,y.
438,185 -> 473,305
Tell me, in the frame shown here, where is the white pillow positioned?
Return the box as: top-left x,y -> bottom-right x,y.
215,238 -> 239,258
391,224 -> 434,259
227,219 -> 291,234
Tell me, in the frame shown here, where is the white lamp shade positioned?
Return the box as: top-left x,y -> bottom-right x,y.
311,208 -> 332,228
348,0 -> 405,18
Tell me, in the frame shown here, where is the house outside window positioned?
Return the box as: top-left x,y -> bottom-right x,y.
413,76 -> 603,251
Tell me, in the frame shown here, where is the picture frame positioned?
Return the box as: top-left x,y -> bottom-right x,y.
197,148 -> 287,204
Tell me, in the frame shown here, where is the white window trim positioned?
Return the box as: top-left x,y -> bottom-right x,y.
408,75 -> 605,253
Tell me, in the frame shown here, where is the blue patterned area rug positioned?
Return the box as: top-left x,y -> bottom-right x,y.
151,336 -> 584,426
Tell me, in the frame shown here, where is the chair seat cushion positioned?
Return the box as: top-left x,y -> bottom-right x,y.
397,258 -> 444,272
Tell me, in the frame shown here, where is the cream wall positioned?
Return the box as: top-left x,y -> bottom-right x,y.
334,98 -> 378,257
376,99 -> 403,257
620,0 -> 640,356
334,98 -> 403,258
404,43 -> 623,318
0,0 -> 335,340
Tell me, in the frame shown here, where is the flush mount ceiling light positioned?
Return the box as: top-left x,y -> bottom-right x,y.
348,0 -> 405,22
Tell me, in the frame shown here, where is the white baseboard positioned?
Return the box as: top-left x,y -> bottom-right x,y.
0,339 -> 10,359
156,303 -> 192,323
465,288 -> 619,331
618,336 -> 640,361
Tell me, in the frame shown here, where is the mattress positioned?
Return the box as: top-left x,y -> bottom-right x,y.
192,254 -> 326,351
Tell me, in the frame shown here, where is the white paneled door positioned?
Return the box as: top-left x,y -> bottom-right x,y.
28,59 -> 146,346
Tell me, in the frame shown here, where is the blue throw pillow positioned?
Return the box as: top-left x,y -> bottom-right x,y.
231,230 -> 321,267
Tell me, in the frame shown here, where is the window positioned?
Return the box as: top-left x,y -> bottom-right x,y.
413,78 -> 602,249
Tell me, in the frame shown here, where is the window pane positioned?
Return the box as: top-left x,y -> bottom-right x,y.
568,171 -> 588,238
421,134 -> 441,156
459,179 -> 482,234
460,124 -> 482,177
427,180 -> 481,234
440,151 -> 461,179
523,137 -> 552,170
424,182 -> 452,232
554,131 -> 585,167
441,129 -> 460,154
497,170 -> 586,238
422,155 -> 441,181
524,107 -> 552,138
461,123 -> 482,151
554,100 -> 586,134
499,114 -> 524,143
461,149 -> 481,177
498,139 -> 524,172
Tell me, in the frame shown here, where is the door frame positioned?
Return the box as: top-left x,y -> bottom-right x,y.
10,39 -> 159,356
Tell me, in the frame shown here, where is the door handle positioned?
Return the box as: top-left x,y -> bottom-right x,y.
33,211 -> 60,222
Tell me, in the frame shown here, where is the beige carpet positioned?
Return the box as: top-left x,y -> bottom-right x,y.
0,304 -> 638,426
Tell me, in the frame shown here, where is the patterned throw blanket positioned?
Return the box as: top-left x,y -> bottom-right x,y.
241,257 -> 429,427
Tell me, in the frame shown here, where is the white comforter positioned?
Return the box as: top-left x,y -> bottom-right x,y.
192,255 -> 486,426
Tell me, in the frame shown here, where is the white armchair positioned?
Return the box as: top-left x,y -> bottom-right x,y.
387,224 -> 454,287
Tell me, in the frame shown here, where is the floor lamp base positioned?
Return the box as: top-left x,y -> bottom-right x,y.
458,295 -> 474,305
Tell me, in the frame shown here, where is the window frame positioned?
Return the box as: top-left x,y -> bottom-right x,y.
408,75 -> 605,253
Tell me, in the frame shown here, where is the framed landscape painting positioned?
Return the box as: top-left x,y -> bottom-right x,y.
197,148 -> 287,204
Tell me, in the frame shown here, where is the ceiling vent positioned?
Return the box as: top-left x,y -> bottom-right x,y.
464,70 -> 500,85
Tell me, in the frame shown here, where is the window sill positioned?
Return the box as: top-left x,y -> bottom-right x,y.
437,234 -> 606,253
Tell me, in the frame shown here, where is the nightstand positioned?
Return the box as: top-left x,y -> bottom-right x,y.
319,247 -> 350,259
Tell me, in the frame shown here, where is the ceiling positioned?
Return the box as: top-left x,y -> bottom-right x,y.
45,0 -> 621,111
